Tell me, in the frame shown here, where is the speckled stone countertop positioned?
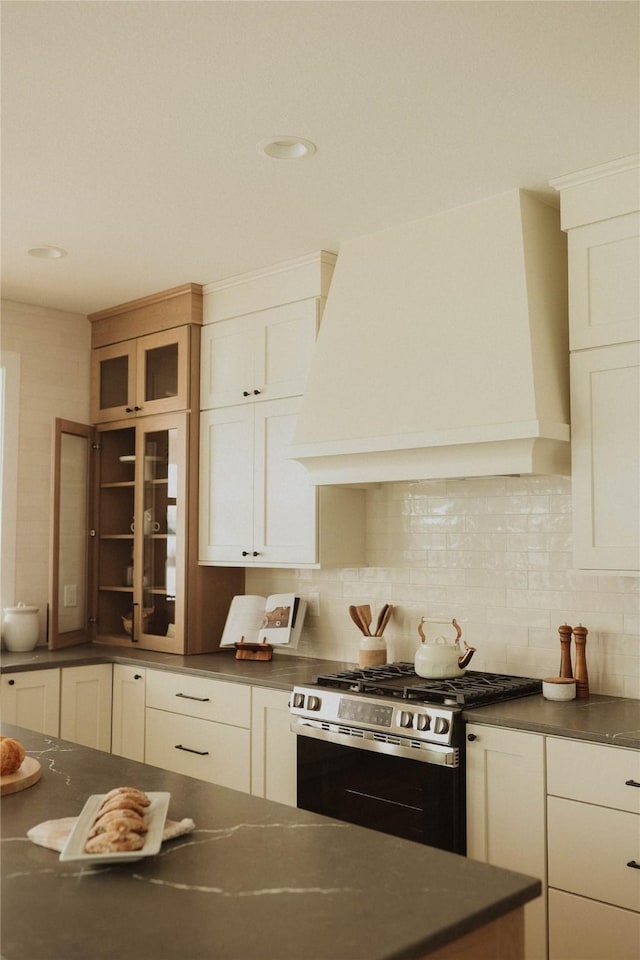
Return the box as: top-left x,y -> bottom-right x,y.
0,724 -> 539,960
0,642 -> 350,692
2,643 -> 639,748
463,692 -> 640,749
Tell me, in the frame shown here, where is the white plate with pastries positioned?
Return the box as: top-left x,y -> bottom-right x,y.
60,789 -> 170,865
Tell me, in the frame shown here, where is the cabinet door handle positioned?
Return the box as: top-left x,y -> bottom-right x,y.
242,390 -> 250,397
174,744 -> 209,756
242,550 -> 250,556
467,733 -> 477,742
626,860 -> 640,870
125,407 -> 133,413
8,679 -> 15,686
134,674 -> 142,680
252,389 -> 261,395
625,779 -> 640,788
175,692 -> 210,702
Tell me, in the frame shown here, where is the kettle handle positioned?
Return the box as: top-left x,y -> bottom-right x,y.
418,617 -> 463,643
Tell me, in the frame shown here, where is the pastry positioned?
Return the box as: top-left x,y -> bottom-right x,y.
0,736 -> 25,775
100,786 -> 151,807
97,796 -> 147,818
85,830 -> 145,854
88,814 -> 148,838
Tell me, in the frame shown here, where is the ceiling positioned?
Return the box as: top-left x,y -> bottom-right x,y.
2,0 -> 638,316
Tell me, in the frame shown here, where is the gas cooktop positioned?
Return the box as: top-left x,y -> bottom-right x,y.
313,663 -> 542,708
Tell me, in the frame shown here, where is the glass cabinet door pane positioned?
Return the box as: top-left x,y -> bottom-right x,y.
140,425 -> 178,638
96,426 -> 136,639
99,354 -> 129,410
144,343 -> 179,403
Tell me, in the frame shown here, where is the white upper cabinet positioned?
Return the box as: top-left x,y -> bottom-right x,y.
566,212 -> 640,350
199,252 -> 365,569
552,155 -> 640,574
200,299 -> 319,409
571,341 -> 639,571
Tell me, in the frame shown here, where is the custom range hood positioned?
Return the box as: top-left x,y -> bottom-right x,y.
290,190 -> 570,485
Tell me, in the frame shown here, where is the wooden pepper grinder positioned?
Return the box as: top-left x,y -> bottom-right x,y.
558,623 -> 573,678
573,624 -> 589,698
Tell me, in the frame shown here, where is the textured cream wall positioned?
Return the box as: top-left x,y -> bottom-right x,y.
248,476 -> 640,698
1,300 -> 90,643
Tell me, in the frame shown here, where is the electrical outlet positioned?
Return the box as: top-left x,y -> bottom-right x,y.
304,592 -> 320,617
63,584 -> 77,608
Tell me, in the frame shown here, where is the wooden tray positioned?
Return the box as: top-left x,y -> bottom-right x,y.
0,757 -> 41,796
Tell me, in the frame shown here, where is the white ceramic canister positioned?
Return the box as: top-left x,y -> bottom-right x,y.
542,677 -> 577,701
359,636 -> 387,668
2,602 -> 40,652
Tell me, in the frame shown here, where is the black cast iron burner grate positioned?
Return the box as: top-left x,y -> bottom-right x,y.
313,664 -> 542,707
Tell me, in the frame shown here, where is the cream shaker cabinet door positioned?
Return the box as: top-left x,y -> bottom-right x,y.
251,686 -> 297,806
547,796 -> 640,913
145,709 -> 251,792
549,889 -> 640,960
466,723 -> 546,960
253,396 -> 318,566
570,341 -> 640,572
199,397 -> 318,566
60,664 -> 112,751
567,212 -> 640,350
1,669 -> 60,736
200,299 -> 319,410
199,405 -> 255,563
111,664 -> 146,761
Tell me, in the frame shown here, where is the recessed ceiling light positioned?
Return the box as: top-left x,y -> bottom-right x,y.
258,136 -> 316,160
28,244 -> 67,260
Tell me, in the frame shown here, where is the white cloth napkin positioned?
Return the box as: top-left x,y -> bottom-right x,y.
27,816 -> 195,853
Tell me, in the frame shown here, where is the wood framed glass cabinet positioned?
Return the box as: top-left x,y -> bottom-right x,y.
95,413 -> 186,652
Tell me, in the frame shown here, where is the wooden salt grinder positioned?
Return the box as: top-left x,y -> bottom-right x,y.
573,624 -> 589,698
558,623 -> 574,678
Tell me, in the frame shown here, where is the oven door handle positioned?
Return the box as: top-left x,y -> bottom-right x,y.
291,717 -> 459,767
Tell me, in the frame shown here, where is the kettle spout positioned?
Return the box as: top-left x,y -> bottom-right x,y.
458,642 -> 476,669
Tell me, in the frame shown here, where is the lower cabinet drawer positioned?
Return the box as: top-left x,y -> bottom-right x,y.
548,796 -> 640,911
145,708 -> 250,792
146,670 -> 251,726
549,888 -> 640,960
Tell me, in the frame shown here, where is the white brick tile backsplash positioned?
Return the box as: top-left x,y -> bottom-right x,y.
250,475 -> 639,697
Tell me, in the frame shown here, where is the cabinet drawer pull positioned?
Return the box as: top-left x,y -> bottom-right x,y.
175,692 -> 210,702
626,860 -> 640,870
174,744 -> 209,756
625,779 -> 640,788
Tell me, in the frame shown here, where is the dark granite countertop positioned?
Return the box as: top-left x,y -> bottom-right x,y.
0,642 -> 350,692
464,693 -> 640,750
0,724 -> 539,960
2,643 -> 639,749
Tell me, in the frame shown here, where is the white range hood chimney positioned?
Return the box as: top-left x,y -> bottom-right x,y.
290,190 -> 570,485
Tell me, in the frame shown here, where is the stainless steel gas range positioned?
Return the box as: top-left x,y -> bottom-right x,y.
291,663 -> 541,854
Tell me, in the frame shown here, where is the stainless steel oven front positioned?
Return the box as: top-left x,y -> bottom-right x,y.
291,686 -> 466,854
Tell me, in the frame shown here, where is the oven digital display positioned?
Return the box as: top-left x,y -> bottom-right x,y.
338,698 -> 394,727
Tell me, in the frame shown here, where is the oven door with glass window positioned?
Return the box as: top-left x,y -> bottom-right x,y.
295,725 -> 466,854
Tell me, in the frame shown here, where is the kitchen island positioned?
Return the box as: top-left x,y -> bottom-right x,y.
1,724 -> 539,960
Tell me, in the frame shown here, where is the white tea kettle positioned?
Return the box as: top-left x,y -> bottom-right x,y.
415,617 -> 476,679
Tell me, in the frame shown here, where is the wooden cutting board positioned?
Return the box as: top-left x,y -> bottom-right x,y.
0,757 -> 41,796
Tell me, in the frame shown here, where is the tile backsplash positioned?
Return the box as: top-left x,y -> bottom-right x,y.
247,477 -> 640,699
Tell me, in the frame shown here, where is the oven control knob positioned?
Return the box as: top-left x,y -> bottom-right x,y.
306,695 -> 321,711
415,713 -> 430,731
399,710 -> 414,728
433,716 -> 450,735
292,692 -> 305,709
